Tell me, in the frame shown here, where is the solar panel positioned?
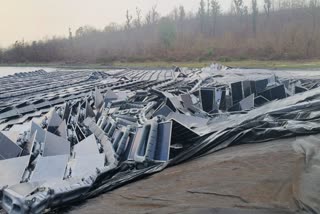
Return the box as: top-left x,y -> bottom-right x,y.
71,154 -> 105,178
295,86 -> 308,94
32,99 -> 51,110
258,85 -> 286,101
47,110 -> 63,133
74,135 -> 99,155
170,120 -> 200,146
0,132 -> 22,160
242,81 -> 252,98
153,105 -> 174,117
15,103 -> 36,115
30,155 -> 68,182
86,101 -> 95,118
270,85 -> 287,100
228,103 -> 241,112
200,88 -> 217,113
62,103 -> 71,121
55,120 -> 68,139
255,79 -> 269,94
1,130 -> 21,143
84,118 -> 117,165
166,112 -> 208,129
0,156 -> 30,188
219,90 -> 227,110
181,94 -> 194,109
231,82 -> 243,105
104,89 -> 118,105
254,96 -> 270,107
166,97 -> 180,112
127,127 -> 143,161
95,87 -> 104,109
31,121 -> 46,143
43,131 -> 70,157
154,122 -> 172,162
0,107 -> 20,120
239,94 -> 255,111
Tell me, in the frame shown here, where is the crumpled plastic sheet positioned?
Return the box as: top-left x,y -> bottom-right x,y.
293,135 -> 320,213
52,87 -> 320,213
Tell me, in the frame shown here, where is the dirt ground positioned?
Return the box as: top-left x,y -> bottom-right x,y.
64,137 -> 304,214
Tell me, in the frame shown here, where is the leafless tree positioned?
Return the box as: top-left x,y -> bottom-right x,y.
211,0 -> 220,36
172,7 -> 179,21
233,0 -> 245,15
264,0 -> 272,17
179,6 -> 186,22
145,11 -> 152,25
252,0 -> 258,35
125,10 -> 133,30
134,7 -> 142,28
309,0 -> 320,31
68,28 -> 73,40
151,5 -> 159,24
198,0 -> 206,33
2,0 -> 320,63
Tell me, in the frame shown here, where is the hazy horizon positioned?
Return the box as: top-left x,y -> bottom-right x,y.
0,0 -> 257,48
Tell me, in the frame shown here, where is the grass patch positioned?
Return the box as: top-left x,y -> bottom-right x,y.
112,61 -> 211,69
1,59 -> 320,69
112,60 -> 320,69
221,60 -> 320,69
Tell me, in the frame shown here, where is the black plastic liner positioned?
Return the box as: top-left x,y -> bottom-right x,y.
52,88 -> 320,213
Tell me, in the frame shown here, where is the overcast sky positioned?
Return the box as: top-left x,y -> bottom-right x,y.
0,0 -> 256,48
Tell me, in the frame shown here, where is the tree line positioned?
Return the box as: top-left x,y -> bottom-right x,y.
0,0 -> 319,64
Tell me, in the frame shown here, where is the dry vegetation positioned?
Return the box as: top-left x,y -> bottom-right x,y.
0,0 -> 319,64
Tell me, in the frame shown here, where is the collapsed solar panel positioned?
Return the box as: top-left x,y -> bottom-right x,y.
0,132 -> 22,160
30,155 -> 68,182
0,156 -> 30,189
47,110 -> 63,133
94,87 -> 104,109
180,94 -> 193,109
128,121 -> 172,162
170,119 -> 200,147
43,131 -> 70,157
239,94 -> 255,111
258,84 -> 287,101
128,119 -> 199,162
231,82 -> 243,105
166,112 -> 208,129
55,120 -> 68,139
1,131 -> 21,145
295,85 -> 308,94
200,88 -> 217,113
30,121 -> 46,143
153,104 -> 174,117
1,65 -> 320,213
74,134 -> 100,155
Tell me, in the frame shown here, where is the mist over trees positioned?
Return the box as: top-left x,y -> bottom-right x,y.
0,0 -> 320,63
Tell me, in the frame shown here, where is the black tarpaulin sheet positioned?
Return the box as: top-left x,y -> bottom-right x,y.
293,135 -> 320,213
52,88 -> 320,213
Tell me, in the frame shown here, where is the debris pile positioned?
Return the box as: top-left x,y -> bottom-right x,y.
0,66 -> 319,213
